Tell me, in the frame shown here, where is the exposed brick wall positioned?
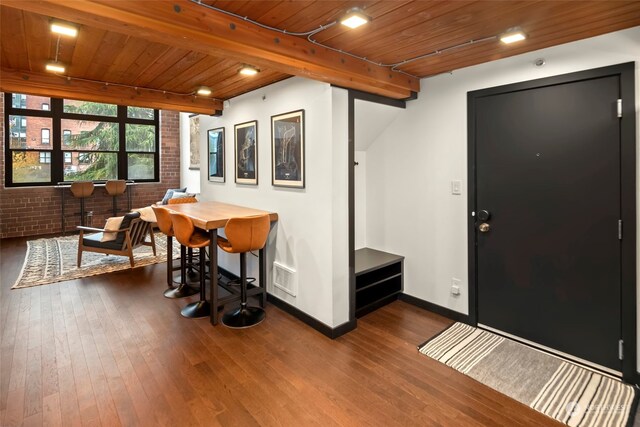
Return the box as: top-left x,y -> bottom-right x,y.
0,95 -> 181,238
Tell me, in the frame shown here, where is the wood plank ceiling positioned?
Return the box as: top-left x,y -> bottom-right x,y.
1,1 -> 639,114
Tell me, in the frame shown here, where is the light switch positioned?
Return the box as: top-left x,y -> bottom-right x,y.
451,180 -> 462,195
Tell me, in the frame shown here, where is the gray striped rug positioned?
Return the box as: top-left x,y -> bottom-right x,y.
419,322 -> 638,427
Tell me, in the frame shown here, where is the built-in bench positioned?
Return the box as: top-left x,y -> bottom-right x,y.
355,248 -> 404,318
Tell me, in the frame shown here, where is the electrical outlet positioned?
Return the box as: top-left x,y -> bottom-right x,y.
451,278 -> 461,296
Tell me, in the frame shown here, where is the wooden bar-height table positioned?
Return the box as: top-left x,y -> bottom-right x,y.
162,201 -> 278,325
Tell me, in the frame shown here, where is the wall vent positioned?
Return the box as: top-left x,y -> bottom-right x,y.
273,262 -> 297,297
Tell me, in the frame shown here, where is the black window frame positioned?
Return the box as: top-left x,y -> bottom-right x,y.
4,93 -> 160,187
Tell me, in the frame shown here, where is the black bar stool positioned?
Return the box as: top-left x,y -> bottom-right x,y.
170,212 -> 211,319
218,214 -> 270,328
152,206 -> 199,299
105,180 -> 127,217
70,181 -> 94,226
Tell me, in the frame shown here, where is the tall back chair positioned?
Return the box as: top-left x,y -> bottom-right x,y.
70,181 -> 94,226
152,207 -> 199,299
170,212 -> 212,319
105,180 -> 127,217
218,214 -> 270,328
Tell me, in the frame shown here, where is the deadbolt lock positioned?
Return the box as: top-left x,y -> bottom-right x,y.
479,223 -> 491,233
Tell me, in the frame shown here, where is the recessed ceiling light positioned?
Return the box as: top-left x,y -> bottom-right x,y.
45,62 -> 66,73
196,86 -> 212,96
51,22 -> 78,37
340,8 -> 371,29
500,29 -> 526,44
239,65 -> 259,76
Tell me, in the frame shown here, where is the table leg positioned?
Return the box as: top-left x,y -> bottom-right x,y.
259,246 -> 266,307
209,229 -> 218,325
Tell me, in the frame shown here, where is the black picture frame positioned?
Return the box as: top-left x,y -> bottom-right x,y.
207,127 -> 225,182
234,120 -> 258,185
271,109 -> 305,188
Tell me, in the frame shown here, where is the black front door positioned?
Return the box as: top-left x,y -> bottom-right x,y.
472,73 -> 623,371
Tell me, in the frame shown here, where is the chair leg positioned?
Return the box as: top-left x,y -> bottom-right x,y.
181,247 -> 211,319
166,236 -> 175,289
164,244 -> 198,299
222,252 -> 266,328
149,228 -> 156,256
77,247 -> 83,268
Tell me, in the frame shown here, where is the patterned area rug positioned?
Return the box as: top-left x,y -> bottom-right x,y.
12,233 -> 179,289
419,322 -> 638,427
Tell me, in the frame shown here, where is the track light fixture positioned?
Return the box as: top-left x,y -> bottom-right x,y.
500,28 -> 527,44
196,86 -> 212,96
50,22 -> 78,37
339,7 -> 371,29
239,65 -> 259,76
45,61 -> 66,73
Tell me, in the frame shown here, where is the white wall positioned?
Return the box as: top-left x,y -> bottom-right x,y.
363,26 -> 639,363
355,151 -> 367,249
179,112 -> 201,193
196,78 -> 350,327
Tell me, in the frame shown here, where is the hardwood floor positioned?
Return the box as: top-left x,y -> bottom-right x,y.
0,236 -> 560,426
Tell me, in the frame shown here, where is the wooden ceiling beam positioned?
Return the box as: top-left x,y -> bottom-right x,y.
2,0 -> 419,99
0,68 -> 222,114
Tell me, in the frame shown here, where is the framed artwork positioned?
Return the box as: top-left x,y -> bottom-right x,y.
207,127 -> 225,182
271,109 -> 305,188
189,115 -> 200,170
234,120 -> 258,185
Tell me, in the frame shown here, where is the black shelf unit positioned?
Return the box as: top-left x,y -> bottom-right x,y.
355,248 -> 404,318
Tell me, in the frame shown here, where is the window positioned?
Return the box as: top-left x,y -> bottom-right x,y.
12,94 -> 26,109
41,128 -> 50,144
63,129 -> 71,145
5,93 -> 159,186
40,152 -> 51,163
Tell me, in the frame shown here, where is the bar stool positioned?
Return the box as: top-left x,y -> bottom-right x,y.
152,206 -> 199,299
218,214 -> 270,328
167,197 -> 200,280
70,181 -> 94,226
170,212 -> 211,319
105,180 -> 127,217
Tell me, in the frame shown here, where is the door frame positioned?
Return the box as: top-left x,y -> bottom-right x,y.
466,62 -> 637,382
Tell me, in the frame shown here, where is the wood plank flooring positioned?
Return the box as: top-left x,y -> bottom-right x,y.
0,236 -> 561,426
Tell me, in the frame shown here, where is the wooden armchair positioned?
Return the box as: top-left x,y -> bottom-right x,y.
77,212 -> 156,268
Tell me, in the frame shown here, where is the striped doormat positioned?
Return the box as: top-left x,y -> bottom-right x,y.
418,322 -> 638,427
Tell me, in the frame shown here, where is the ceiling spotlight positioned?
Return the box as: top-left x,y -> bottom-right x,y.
196,86 -> 212,96
500,28 -> 526,44
51,22 -> 78,37
239,65 -> 259,76
340,7 -> 371,29
45,62 -> 66,73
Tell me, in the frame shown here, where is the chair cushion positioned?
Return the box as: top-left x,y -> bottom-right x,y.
83,232 -> 123,250
114,212 -> 141,245
161,187 -> 187,204
101,216 -> 124,242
